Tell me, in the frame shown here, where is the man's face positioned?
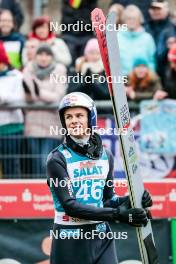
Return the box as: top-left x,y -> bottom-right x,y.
35,52 -> 53,67
64,107 -> 90,139
0,11 -> 14,35
149,6 -> 169,21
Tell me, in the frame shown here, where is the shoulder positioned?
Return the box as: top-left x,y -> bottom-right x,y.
11,32 -> 25,42
53,37 -> 67,46
52,63 -> 67,74
142,30 -> 155,41
46,144 -> 67,168
7,68 -> 23,79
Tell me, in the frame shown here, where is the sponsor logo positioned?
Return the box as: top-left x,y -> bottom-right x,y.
73,165 -> 103,177
80,161 -> 96,169
62,214 -> 69,221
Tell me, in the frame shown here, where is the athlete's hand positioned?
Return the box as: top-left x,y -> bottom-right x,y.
114,199 -> 148,227
142,190 -> 153,208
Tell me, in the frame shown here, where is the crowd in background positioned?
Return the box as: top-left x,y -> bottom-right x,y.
0,0 -> 176,178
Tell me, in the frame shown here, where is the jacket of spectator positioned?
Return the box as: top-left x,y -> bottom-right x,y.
0,0 -> 24,29
118,29 -> 156,75
118,5 -> 156,75
61,0 -> 97,37
163,44 -> 176,99
0,9 -> 25,69
27,16 -> 72,67
145,17 -> 173,45
23,44 -> 67,137
111,0 -> 152,22
157,24 -> 176,80
145,1 -> 173,46
0,42 -> 24,134
163,66 -> 176,99
157,24 -> 176,60
126,58 -> 162,101
0,32 -> 25,69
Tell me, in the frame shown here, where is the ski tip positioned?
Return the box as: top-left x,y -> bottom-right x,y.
91,8 -> 105,25
91,8 -> 103,16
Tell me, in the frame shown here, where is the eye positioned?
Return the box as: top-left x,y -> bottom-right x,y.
77,113 -> 84,118
65,115 -> 72,120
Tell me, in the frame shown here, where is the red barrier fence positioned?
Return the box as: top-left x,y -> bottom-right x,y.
0,179 -> 176,218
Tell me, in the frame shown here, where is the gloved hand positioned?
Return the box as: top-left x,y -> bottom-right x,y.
142,190 -> 153,208
113,199 -> 148,227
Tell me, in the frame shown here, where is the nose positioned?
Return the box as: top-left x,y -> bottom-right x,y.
71,116 -> 78,124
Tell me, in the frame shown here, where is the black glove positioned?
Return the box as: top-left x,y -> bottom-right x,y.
118,196 -> 131,206
22,80 -> 31,94
113,199 -> 148,227
142,190 -> 153,208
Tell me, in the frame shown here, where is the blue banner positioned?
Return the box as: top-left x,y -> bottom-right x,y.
140,100 -> 176,154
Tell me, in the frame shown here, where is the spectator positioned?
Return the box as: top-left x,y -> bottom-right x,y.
171,10 -> 176,24
118,5 -> 156,75
0,42 -> 24,178
154,44 -> 176,100
145,0 -> 173,46
61,0 -> 98,64
0,9 -> 25,69
110,0 -> 152,22
157,21 -> 176,81
23,43 -> 67,176
0,0 -> 24,30
27,16 -> 72,67
68,38 -> 110,100
22,38 -> 39,66
126,58 -> 162,101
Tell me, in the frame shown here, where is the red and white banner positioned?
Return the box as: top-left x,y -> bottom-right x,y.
0,179 -> 176,218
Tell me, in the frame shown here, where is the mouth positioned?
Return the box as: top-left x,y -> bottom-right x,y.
70,124 -> 83,129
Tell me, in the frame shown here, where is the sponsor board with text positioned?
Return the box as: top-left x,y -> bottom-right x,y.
0,179 -> 176,218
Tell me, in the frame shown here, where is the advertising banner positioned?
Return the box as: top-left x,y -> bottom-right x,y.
0,180 -> 176,218
140,100 -> 176,155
